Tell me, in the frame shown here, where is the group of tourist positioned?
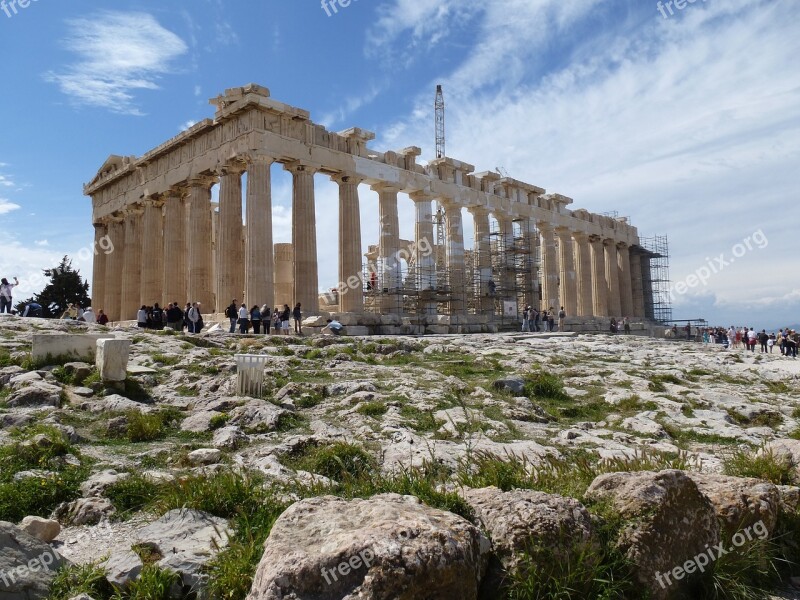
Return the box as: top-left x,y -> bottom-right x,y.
521,306 -> 566,332
224,300 -> 304,335
681,324 -> 799,358
136,302 -> 204,332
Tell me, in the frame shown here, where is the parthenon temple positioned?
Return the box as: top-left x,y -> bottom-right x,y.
85,84 -> 660,334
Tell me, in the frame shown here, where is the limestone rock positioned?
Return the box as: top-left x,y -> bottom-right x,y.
228,400 -> 287,433
761,439 -> 800,480
247,494 -> 490,600
95,339 -> 131,382
324,381 -> 378,397
9,371 -> 43,389
7,382 -> 63,407
18,516 -> 61,543
777,485 -> 800,513
103,550 -> 142,588
586,470 -> 719,600
187,448 -> 222,466
0,521 -> 67,600
463,487 -> 597,598
80,470 -> 130,498
492,376 -> 526,395
53,497 -> 115,526
212,426 -> 248,450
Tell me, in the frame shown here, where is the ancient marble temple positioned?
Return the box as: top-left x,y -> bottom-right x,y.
85,84 -> 655,332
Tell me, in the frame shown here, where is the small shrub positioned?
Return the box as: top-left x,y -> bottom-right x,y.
524,371 -> 570,402
357,401 -> 388,418
287,442 -> 376,482
723,448 -> 796,485
149,353 -> 181,366
49,562 -> 115,600
105,473 -> 163,517
112,564 -> 178,600
209,413 -> 230,430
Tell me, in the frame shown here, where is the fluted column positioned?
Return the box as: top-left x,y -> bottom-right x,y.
641,256 -> 654,319
497,216 -> 515,299
120,206 -> 143,320
217,165 -> 245,309
410,192 -> 436,316
374,184 -> 402,314
443,201 -> 466,315
470,207 -> 493,315
140,198 -> 164,308
187,177 -> 215,311
334,173 -> 363,313
520,219 -> 537,310
538,222 -> 559,310
286,163 -> 319,313
105,216 -> 125,321
573,232 -> 593,317
91,221 -> 108,313
589,235 -> 608,317
163,189 -> 187,305
604,239 -> 622,317
556,227 -> 578,316
630,249 -> 645,318
617,242 -> 634,318
244,156 -> 275,309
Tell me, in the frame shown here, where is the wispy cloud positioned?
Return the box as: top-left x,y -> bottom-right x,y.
45,11 -> 188,115
0,199 -> 20,215
34,240 -> 49,247
179,119 -> 198,131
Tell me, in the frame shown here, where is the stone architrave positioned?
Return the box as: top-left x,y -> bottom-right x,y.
334,173 -> 364,313
617,242 -> 634,318
589,235 -> 608,317
245,155 -> 275,308
187,177 -> 215,311
92,221 -> 108,312
285,162 -> 319,313
604,239 -> 622,317
556,227 -> 577,316
96,338 -> 131,382
538,222 -> 559,310
163,189 -> 187,305
140,197 -> 164,308
443,201 -> 466,315
573,231 -> 593,317
217,164 -> 245,309
120,206 -> 143,320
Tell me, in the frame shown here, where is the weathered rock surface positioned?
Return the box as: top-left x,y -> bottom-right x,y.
18,517 -> 61,543
247,494 -> 490,600
0,521 -> 67,600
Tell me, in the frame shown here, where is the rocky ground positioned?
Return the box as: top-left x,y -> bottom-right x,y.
1,315 -> 799,600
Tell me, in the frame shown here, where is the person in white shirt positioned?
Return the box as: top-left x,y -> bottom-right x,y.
237,304 -> 249,334
322,317 -> 344,336
0,277 -> 18,314
187,302 -> 201,334
137,305 -> 148,327
82,307 -> 96,324
746,327 -> 757,352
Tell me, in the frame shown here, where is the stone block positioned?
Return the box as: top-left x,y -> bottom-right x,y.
426,325 -> 449,335
344,326 -> 369,336
96,339 -> 131,382
32,333 -> 116,363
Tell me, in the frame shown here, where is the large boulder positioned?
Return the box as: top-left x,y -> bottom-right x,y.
0,521 -> 67,600
228,400 -> 287,433
53,497 -> 115,526
463,487 -> 597,598
6,383 -> 63,408
247,494 -> 490,600
688,473 -> 780,539
586,470 -> 719,600
80,470 -> 130,498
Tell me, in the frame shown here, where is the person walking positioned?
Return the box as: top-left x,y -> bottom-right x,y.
547,308 -> 555,332
281,304 -> 291,335
541,308 -> 549,331
746,327 -> 757,352
273,307 -> 281,333
786,330 -> 798,358
293,302 -> 303,335
532,307 -> 540,332
225,300 -> 238,333
623,316 -> 631,335
261,304 -> 271,335
250,305 -> 262,334
558,306 -> 566,332
237,303 -> 249,334
521,305 -> 530,332
0,277 -> 19,314
758,329 -> 769,353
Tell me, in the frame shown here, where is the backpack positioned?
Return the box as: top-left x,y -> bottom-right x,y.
225,305 -> 233,318
558,310 -> 565,319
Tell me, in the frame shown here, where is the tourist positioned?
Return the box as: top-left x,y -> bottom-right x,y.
0,277 -> 19,314
702,328 -> 710,344
226,299 -> 238,333
558,306 -> 566,331
610,317 -> 618,334
261,303 -> 272,335
293,302 -> 303,335
166,302 -> 184,331
547,308 -> 555,332
280,304 -> 291,335
758,329 -> 769,353
768,333 -> 775,353
237,303 -> 249,334
273,307 -> 281,332
322,317 -> 344,336
97,309 -> 109,326
777,330 -> 785,355
151,303 -> 165,330
728,325 -> 737,348
82,306 -> 96,324
623,316 -> 631,335
532,307 -> 541,332
684,323 -> 691,340
786,330 -> 798,358
541,308 -> 549,331
521,305 -> 530,332
22,302 -> 42,317
187,302 -> 201,333
250,305 -> 262,334
746,327 -> 757,352
137,305 -> 148,328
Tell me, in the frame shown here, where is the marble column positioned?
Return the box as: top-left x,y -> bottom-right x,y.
617,242 -> 634,318
91,221 -> 108,314
641,256 -> 654,319
163,189 -> 187,305
334,174 -> 363,313
497,216 -> 515,300
286,163 -> 319,314
538,222 -> 559,310
105,216 -> 125,322
520,219 -> 537,310
589,235 -> 608,317
556,227 -> 578,316
187,177 -> 215,311
629,249 -> 646,318
374,184 -> 402,314
604,239 -> 622,317
140,198 -> 164,308
410,192 -> 436,316
217,165 -> 245,309
245,156 -> 275,309
573,232 -> 593,317
443,201 -> 466,315
121,206 -> 143,320
469,207 -> 493,315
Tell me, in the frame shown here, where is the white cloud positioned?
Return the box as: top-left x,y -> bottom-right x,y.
179,120 -> 198,131
34,240 -> 49,247
45,11 -> 188,115
0,174 -> 14,187
0,199 -> 20,215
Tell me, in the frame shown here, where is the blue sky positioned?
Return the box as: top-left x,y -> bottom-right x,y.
0,0 -> 798,328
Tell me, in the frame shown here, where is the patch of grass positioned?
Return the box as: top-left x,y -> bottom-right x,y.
722,447 -> 797,485
48,562 -> 116,600
357,401 -> 388,418
399,405 -> 442,432
149,352 -> 182,366
111,564 -> 178,600
106,407 -> 184,443
764,380 -> 791,394
209,413 -> 230,430
284,442 -> 376,481
105,473 -> 163,517
524,371 -> 570,402
175,384 -> 199,397
725,409 -> 783,429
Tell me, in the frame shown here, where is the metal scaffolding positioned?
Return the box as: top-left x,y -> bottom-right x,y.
638,234 -> 672,323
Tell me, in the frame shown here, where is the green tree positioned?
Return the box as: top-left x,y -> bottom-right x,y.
15,256 -> 91,318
